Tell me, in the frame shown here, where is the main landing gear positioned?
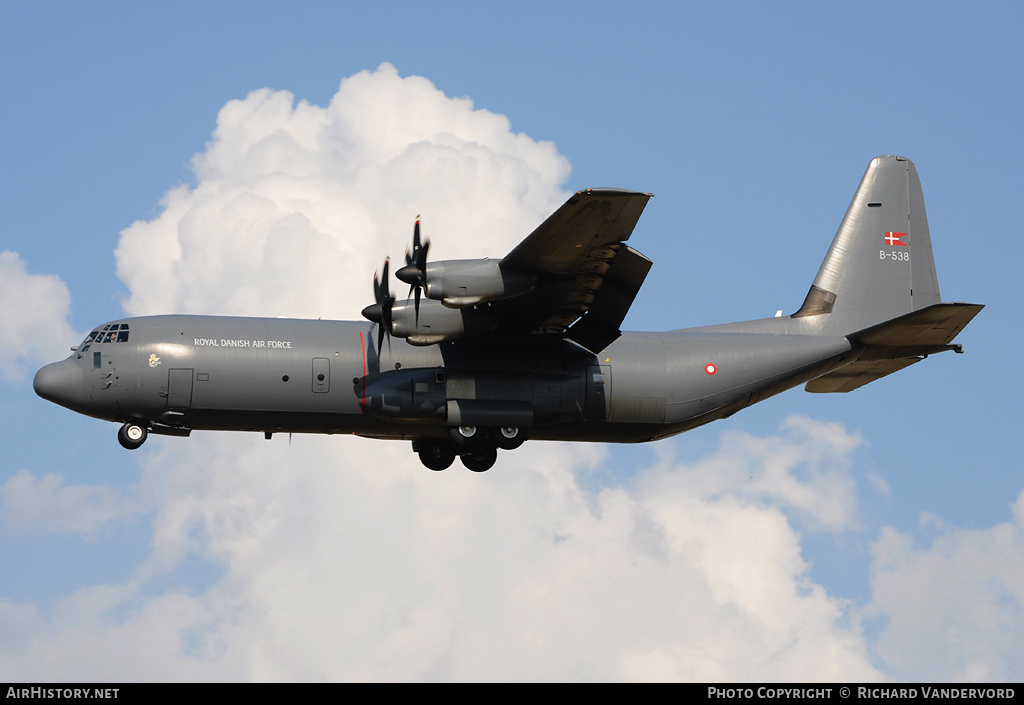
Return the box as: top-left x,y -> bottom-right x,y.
117,421 -> 149,450
414,426 -> 528,472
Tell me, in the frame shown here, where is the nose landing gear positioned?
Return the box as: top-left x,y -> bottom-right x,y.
117,421 -> 149,450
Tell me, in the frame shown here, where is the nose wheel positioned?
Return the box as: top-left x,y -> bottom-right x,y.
117,421 -> 149,450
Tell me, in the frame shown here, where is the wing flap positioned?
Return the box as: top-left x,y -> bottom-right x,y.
563,246 -> 653,353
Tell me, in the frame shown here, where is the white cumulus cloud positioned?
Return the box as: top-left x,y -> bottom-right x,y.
114,63 -> 570,320
0,251 -> 75,381
867,490 -> 1024,681
0,426 -> 881,681
0,470 -> 144,539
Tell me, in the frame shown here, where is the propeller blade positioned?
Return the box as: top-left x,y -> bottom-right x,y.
382,296 -> 393,353
396,216 -> 430,324
414,285 -> 421,328
366,216 -> 429,351
417,238 -> 430,272
364,258 -> 394,355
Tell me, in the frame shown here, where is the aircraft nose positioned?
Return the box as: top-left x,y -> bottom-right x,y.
34,359 -> 84,409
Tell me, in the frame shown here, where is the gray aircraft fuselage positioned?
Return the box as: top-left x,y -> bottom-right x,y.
34,157 -> 981,471
36,313 -> 854,443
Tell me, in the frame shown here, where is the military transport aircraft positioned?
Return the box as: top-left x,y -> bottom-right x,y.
35,156 -> 982,472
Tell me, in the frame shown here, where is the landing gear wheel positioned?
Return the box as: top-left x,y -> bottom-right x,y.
461,445 -> 498,472
448,425 -> 480,448
418,440 -> 456,471
491,426 -> 526,450
118,422 -> 148,450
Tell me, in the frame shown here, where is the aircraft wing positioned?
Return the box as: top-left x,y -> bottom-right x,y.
502,188 -> 652,275
490,189 -> 654,353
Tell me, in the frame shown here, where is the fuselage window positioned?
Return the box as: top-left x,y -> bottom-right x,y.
117,330 -> 129,342
93,352 -> 101,369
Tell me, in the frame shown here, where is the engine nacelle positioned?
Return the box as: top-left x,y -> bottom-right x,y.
422,259 -> 536,308
389,298 -> 496,345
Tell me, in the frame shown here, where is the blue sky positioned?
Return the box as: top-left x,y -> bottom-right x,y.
2,1 -> 1022,681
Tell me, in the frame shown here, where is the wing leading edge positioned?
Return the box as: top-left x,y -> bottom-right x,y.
502,188 -> 652,275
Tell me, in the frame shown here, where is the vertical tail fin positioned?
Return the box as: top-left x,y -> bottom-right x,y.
794,156 -> 941,335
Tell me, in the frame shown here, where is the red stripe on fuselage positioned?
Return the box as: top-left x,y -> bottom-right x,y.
358,331 -> 367,412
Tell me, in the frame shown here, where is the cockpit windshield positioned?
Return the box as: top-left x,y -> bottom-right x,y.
80,323 -> 129,351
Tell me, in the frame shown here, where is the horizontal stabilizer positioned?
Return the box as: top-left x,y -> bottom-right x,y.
850,302 -> 984,348
806,358 -> 921,393
806,302 -> 983,393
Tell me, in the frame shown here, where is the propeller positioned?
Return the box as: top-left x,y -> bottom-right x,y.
396,217 -> 430,326
361,258 -> 395,354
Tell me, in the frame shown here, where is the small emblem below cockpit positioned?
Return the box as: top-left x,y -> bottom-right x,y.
148,354 -> 161,368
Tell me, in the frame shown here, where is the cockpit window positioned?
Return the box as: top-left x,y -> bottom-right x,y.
86,324 -> 129,345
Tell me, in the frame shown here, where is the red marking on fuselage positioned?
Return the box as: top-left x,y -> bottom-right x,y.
705,363 -> 717,375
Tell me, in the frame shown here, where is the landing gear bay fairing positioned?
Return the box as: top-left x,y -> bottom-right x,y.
35,157 -> 982,472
